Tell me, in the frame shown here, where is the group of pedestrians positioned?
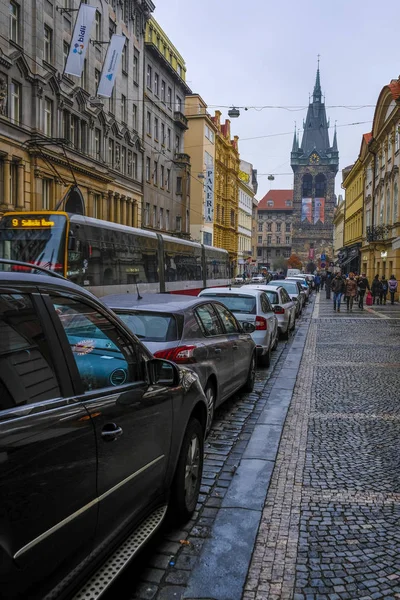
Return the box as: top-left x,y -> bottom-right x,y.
327,271 -> 398,312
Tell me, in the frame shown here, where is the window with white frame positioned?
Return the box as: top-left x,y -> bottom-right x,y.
166,168 -> 171,191
9,1 -> 20,44
44,25 -> 53,63
167,128 -> 171,149
152,205 -> 157,227
146,64 -> 152,89
160,164 -> 164,188
166,210 -> 170,230
63,41 -> 70,65
175,134 -> 180,153
285,235 -> 290,244
10,80 -> 21,124
154,72 -> 159,96
145,202 -> 150,226
257,235 -> 262,244
176,96 -> 182,112
176,216 -> 182,232
44,98 -> 52,136
159,207 -> 164,229
108,138 -> 114,168
95,10 -> 101,41
42,178 -> 52,210
145,157 -> 150,181
132,152 -> 137,179
167,86 -> 172,109
161,122 -> 165,145
133,49 -> 139,84
146,111 -> 151,136
121,146 -> 126,174
267,222 -> 272,232
93,193 -> 101,218
379,194 -> 384,224
121,94 -> 127,123
161,79 -> 165,102
276,236 -> 281,244
121,42 -> 128,73
153,161 -> 158,185
396,127 -> 400,152
132,103 -> 137,130
154,117 -> 159,140
386,187 -> 391,224
94,128 -> 101,160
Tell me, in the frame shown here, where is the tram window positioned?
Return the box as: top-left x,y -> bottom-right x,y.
205,249 -> 229,280
164,241 -> 202,282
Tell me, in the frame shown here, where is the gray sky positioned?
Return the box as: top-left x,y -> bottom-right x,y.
153,0 -> 400,201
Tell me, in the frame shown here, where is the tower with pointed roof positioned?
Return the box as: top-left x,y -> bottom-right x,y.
290,65 -> 339,268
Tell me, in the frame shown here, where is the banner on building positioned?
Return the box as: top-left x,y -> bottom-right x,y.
97,35 -> 126,97
64,4 -> 96,77
204,167 -> 214,223
314,198 -> 325,224
301,198 -> 312,222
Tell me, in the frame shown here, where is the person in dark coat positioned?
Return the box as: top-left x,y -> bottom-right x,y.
331,272 -> 346,312
357,273 -> 370,310
371,275 -> 382,304
380,276 -> 388,305
325,271 -> 332,299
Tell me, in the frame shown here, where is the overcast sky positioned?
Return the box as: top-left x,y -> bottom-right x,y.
153,0 -> 400,201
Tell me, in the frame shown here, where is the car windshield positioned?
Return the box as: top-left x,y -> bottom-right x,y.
271,282 -> 298,295
265,291 -> 279,304
201,294 -> 256,314
116,311 -> 178,342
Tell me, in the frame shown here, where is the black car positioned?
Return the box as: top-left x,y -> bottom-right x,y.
0,261 -> 207,600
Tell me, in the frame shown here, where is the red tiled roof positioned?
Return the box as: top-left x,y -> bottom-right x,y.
389,79 -> 400,100
258,189 -> 294,210
363,132 -> 372,144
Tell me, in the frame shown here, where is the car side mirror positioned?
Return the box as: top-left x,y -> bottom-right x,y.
147,358 -> 179,386
241,321 -> 256,334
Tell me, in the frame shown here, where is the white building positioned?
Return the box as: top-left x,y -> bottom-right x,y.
238,160 -> 257,275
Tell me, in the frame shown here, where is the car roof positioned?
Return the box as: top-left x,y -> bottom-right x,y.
102,293 -> 206,313
0,271 -> 99,299
244,284 -> 283,292
200,287 -> 265,297
268,280 -> 300,289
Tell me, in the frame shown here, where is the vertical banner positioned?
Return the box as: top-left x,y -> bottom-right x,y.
97,35 -> 126,97
204,167 -> 214,223
301,198 -> 312,222
314,198 -> 325,224
64,4 -> 96,77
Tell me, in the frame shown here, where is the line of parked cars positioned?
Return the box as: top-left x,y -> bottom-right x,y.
0,260 -> 311,600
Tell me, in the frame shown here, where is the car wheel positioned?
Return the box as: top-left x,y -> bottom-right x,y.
204,383 -> 216,435
170,418 -> 204,524
242,353 -> 256,392
258,345 -> 271,368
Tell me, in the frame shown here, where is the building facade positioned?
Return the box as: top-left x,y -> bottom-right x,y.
185,94 -> 217,245
333,195 -> 345,266
211,111 -> 239,273
290,67 -> 339,269
0,0 -> 155,223
340,161 -> 364,273
237,160 -> 257,276
360,79 -> 400,283
142,16 -> 192,236
256,190 -> 293,271
250,196 -> 258,273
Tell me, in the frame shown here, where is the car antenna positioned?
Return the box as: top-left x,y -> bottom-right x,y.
136,284 -> 143,300
229,283 -> 232,290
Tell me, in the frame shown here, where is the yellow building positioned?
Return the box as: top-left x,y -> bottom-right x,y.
237,160 -> 257,276
340,159 -> 364,273
360,79 -> 400,285
333,195 -> 345,266
212,111 -> 239,271
185,95 -> 217,245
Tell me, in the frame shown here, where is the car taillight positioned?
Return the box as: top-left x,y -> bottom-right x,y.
255,317 -> 267,330
153,345 -> 197,363
273,306 -> 285,314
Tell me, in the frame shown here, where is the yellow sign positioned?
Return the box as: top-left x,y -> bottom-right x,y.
238,170 -> 250,183
12,218 -> 55,228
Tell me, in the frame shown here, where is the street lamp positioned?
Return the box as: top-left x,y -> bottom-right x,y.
228,106 -> 240,119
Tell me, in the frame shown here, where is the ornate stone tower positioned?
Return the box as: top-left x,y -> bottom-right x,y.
290,66 -> 339,269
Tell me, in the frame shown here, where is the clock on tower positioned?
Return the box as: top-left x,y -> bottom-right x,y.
309,153 -> 320,164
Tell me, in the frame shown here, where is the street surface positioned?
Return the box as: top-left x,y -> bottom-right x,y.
104,293 -> 400,600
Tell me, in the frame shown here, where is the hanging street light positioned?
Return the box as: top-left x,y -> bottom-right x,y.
228,106 -> 240,119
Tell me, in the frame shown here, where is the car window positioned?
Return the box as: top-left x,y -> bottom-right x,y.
117,311 -> 178,342
51,296 -> 141,393
213,304 -> 240,334
201,294 -> 256,314
265,291 -> 279,304
0,293 -> 61,409
195,303 -> 224,337
281,289 -> 291,303
260,293 -> 272,314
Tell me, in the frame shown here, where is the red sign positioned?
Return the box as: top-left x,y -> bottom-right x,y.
308,248 -> 315,259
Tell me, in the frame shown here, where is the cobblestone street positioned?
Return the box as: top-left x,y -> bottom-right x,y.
244,293 -> 400,600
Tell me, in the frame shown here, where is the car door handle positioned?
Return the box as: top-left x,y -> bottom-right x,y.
101,423 -> 123,441
214,348 -> 222,354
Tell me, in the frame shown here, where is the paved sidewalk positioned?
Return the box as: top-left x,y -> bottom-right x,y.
244,293 -> 400,600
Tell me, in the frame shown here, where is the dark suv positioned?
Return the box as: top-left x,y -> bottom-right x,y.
0,263 -> 207,600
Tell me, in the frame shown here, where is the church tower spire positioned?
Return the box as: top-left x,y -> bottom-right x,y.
297,63 -> 331,157
292,123 -> 298,152
313,56 -> 322,102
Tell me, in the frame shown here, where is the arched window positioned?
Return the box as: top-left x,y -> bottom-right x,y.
394,180 -> 398,223
315,173 -> 326,197
302,173 -> 312,197
386,187 -> 391,224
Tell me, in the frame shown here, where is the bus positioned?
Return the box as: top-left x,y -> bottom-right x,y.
0,211 -> 230,296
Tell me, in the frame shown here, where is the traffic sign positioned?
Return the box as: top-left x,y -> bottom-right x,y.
320,262 -> 326,268
321,253 -> 326,261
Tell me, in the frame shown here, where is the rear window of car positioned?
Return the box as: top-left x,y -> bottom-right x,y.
117,311 -> 178,342
265,291 -> 279,304
200,294 -> 256,314
275,282 -> 298,295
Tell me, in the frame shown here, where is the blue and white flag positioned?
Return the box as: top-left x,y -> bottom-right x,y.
64,4 -> 96,77
97,35 -> 126,97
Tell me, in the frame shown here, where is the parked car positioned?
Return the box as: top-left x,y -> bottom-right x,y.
234,274 -> 247,284
251,274 -> 265,283
267,279 -> 305,316
102,293 -> 257,433
0,260 -> 208,600
198,287 -> 278,367
246,285 -> 297,339
286,276 -> 311,301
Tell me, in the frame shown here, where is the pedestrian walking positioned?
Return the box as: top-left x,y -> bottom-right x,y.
325,271 -> 332,299
345,273 -> 357,312
388,274 -> 398,304
314,273 -> 321,293
321,271 -> 326,290
331,272 -> 346,312
371,274 -> 382,304
380,275 -> 388,305
357,273 -> 370,310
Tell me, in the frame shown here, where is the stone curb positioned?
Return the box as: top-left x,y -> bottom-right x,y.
182,308 -> 313,600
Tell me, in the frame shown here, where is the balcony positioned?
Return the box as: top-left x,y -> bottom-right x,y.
366,224 -> 392,243
174,111 -> 188,130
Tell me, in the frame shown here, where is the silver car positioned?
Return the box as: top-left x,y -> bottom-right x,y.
102,294 -> 257,433
267,279 -> 304,316
198,287 -> 278,368
246,284 -> 297,339
286,277 -> 311,301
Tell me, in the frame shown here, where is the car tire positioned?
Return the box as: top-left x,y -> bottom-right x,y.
258,345 -> 271,368
242,353 -> 256,392
170,418 -> 204,524
204,383 -> 216,435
